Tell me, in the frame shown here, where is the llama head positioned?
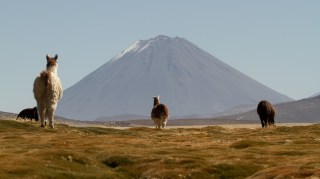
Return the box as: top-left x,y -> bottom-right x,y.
46,54 -> 58,73
153,96 -> 160,106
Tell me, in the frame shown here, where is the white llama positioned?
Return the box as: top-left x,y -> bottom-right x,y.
151,96 -> 169,129
33,54 -> 63,129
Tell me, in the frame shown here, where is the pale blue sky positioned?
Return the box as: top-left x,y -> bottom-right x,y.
1,0 -> 319,113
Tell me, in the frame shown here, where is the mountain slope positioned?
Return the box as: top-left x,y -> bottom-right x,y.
56,35 -> 291,120
311,92 -> 320,98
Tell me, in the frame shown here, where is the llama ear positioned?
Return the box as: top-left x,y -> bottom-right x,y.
46,54 -> 50,60
54,54 -> 58,61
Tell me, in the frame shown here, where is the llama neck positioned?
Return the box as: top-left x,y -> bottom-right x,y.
153,99 -> 160,107
47,66 -> 58,74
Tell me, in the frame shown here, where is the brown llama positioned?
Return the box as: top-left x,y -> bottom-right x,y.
151,96 -> 169,129
257,100 -> 275,128
33,54 -> 63,128
16,107 -> 39,121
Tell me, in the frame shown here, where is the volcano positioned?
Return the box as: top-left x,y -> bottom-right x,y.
56,35 -> 291,120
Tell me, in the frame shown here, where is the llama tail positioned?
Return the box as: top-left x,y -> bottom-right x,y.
33,71 -> 50,100
40,71 -> 50,87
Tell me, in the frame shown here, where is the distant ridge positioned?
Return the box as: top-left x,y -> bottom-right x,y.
310,92 -> 320,98
56,35 -> 291,121
0,111 -> 17,120
222,95 -> 320,123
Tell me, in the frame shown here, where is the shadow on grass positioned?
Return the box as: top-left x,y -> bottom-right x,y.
205,163 -> 262,179
102,155 -> 134,168
230,140 -> 267,149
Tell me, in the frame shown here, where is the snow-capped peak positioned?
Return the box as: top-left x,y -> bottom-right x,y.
56,35 -> 291,121
112,35 -> 175,62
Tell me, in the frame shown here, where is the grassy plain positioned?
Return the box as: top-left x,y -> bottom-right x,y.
0,119 -> 319,178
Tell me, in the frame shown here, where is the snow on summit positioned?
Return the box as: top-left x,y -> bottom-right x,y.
112,35 -> 170,62
56,35 -> 292,121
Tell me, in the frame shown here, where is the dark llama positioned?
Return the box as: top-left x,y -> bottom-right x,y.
16,107 -> 39,121
257,100 -> 275,128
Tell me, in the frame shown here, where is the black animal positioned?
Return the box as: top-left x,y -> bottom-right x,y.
257,100 -> 275,128
16,107 -> 39,121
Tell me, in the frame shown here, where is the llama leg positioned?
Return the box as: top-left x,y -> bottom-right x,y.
156,119 -> 160,129
259,118 -> 264,128
47,101 -> 58,129
267,118 -> 272,127
163,118 -> 167,129
266,118 -> 271,127
160,119 -> 165,129
270,117 -> 275,126
153,118 -> 159,129
162,121 -> 167,129
38,106 -> 46,127
267,116 -> 273,127
46,109 -> 55,129
264,118 -> 268,128
158,121 -> 161,129
260,117 -> 267,128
